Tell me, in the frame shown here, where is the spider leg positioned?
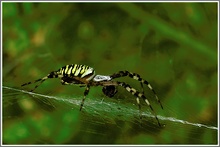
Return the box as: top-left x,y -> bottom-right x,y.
111,71 -> 163,109
80,86 -> 90,111
136,97 -> 141,110
111,71 -> 145,92
136,97 -> 143,120
61,79 -> 70,85
140,82 -> 144,94
118,82 -> 161,126
21,71 -> 59,92
21,77 -> 48,92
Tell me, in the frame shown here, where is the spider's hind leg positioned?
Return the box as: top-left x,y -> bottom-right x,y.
21,77 -> 48,92
21,71 -> 59,92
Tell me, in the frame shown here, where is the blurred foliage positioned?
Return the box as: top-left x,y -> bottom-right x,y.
2,2 -> 218,144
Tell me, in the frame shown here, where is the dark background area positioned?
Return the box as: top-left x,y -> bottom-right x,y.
2,2 -> 218,144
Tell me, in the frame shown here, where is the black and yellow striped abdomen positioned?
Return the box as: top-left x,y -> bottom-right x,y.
58,64 -> 95,81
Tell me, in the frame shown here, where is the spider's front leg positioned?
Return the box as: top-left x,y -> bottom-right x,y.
110,71 -> 163,109
118,81 -> 161,126
80,86 -> 90,111
111,71 -> 145,93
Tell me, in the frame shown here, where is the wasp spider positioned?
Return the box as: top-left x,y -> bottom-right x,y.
21,64 -> 163,126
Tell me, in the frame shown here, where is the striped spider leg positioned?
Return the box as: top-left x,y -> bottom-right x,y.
21,71 -> 60,92
110,71 -> 163,109
118,82 -> 162,126
90,80 -> 162,126
109,71 -> 163,125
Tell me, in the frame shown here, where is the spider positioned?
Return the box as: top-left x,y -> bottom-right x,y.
21,64 -> 163,126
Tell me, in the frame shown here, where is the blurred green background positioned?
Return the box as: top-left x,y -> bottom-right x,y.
2,2 -> 218,144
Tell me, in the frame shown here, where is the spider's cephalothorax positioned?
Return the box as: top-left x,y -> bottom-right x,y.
21,64 -> 163,126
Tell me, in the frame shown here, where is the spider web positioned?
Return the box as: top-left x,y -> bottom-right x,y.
2,85 -> 218,144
